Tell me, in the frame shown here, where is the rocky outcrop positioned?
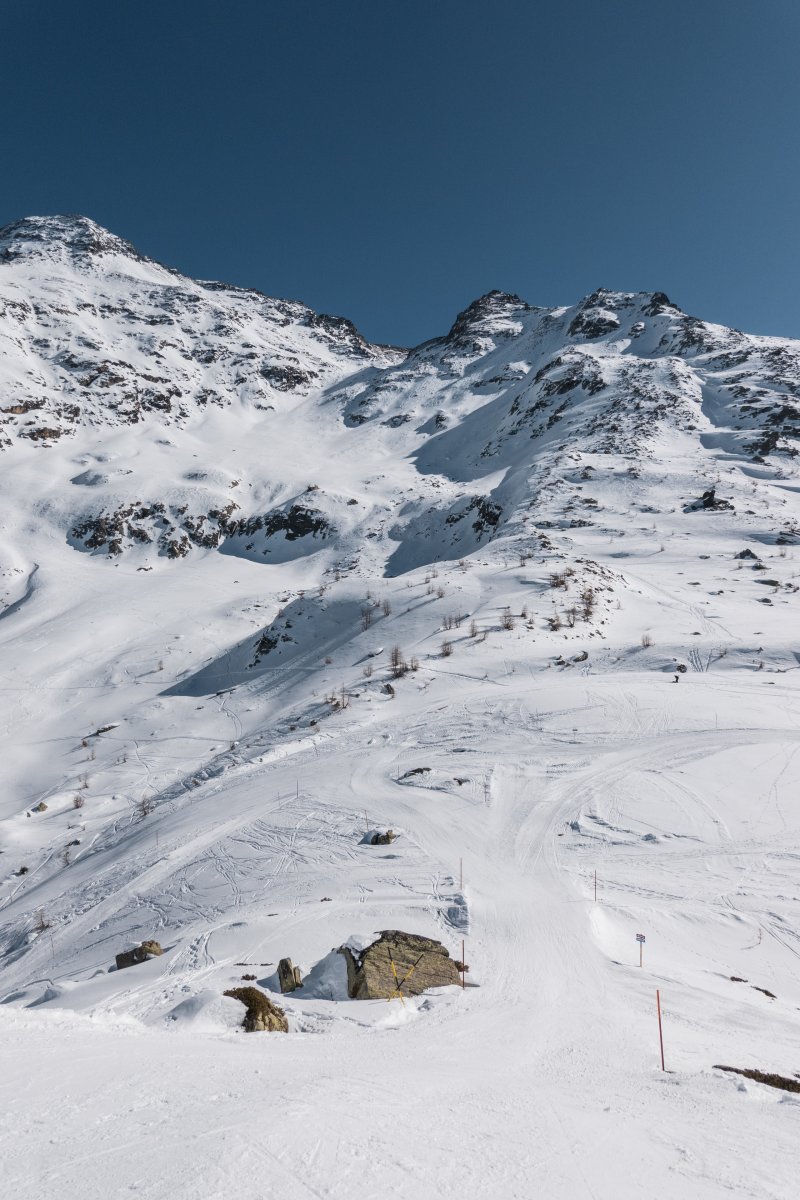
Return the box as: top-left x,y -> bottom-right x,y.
115,940 -> 163,971
277,957 -> 303,993
370,829 -> 396,846
223,986 -> 288,1032
337,930 -> 460,999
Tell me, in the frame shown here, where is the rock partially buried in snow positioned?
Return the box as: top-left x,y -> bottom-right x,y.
277,957 -> 303,993
338,930 -> 460,999
114,940 -> 163,970
370,829 -> 396,846
223,986 -> 288,1032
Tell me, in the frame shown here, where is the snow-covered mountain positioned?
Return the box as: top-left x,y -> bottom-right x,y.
2,217 -> 799,1199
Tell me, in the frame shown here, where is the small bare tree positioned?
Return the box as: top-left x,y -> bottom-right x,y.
500,609 -> 515,631
33,909 -> 51,933
136,795 -> 155,819
469,619 -> 478,638
441,640 -> 454,657
390,646 -> 407,678
361,606 -> 373,630
72,793 -> 85,810
382,599 -> 391,617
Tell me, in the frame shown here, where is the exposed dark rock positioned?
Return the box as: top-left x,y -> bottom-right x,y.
277,957 -> 303,993
115,940 -> 163,970
370,829 -> 396,846
337,930 -> 460,1000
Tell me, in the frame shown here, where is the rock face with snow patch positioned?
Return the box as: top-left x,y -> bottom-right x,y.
223,986 -> 288,1032
338,931 -> 460,999
115,940 -> 163,970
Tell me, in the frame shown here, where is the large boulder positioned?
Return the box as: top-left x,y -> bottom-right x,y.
115,940 -> 163,970
338,930 -> 460,1000
223,986 -> 288,1032
277,957 -> 303,993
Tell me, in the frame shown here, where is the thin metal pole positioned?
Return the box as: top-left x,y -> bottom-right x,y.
656,990 -> 665,1071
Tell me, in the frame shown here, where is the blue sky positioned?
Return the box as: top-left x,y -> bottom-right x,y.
3,0 -> 799,345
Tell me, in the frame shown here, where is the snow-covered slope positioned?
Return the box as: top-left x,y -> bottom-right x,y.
1,217 -> 799,1200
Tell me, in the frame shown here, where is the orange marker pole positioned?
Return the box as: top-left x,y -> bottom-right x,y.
656,989 -> 665,1071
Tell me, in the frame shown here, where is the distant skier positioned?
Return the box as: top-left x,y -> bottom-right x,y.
673,674 -> 679,683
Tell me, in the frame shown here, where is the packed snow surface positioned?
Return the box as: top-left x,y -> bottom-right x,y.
1,216 -> 800,1199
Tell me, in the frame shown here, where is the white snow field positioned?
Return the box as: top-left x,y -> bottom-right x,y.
1,216 -> 800,1198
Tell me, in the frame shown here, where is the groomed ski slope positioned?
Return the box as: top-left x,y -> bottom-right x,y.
2,665 -> 799,1199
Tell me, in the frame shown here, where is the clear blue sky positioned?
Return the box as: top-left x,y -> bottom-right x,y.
3,0 -> 799,346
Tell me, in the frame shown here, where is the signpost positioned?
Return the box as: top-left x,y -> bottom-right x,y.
636,932 -> 646,967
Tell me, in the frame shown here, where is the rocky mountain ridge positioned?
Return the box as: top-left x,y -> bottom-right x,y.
2,215 -> 800,574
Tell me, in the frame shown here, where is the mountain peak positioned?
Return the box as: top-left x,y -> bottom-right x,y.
0,214 -> 145,266
445,290 -> 532,344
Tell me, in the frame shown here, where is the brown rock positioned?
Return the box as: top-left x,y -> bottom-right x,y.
338,930 -> 460,1000
370,829 -> 396,846
223,986 -> 288,1032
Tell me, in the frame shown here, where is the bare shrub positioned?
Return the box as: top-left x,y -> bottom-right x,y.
500,609 -> 515,631
390,646 -> 407,678
641,633 -> 653,648
409,656 -> 420,672
72,794 -> 85,810
361,606 -> 373,630
469,619 -> 478,638
136,795 -> 155,819
324,655 -> 333,665
580,588 -> 596,621
440,640 -> 454,657
436,587 -> 446,599
443,614 -> 454,630
565,606 -> 577,628
547,613 -> 562,632
33,909 -> 51,933
382,599 -> 391,617
363,663 -> 373,678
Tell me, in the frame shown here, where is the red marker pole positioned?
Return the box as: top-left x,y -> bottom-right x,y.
656,989 -> 666,1071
